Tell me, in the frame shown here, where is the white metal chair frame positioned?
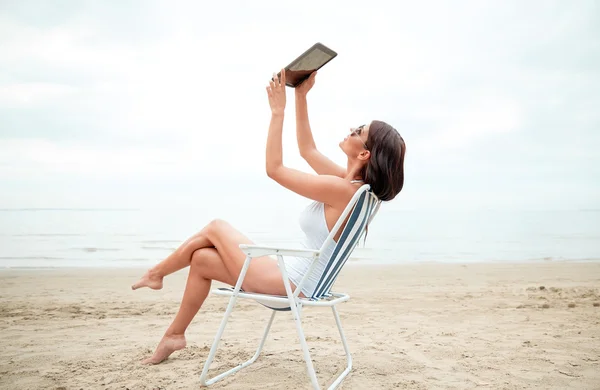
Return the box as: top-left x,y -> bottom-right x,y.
199,185 -> 381,390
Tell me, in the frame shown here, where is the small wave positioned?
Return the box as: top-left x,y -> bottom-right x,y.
0,208 -> 140,212
0,256 -> 63,260
69,247 -> 122,253
4,233 -> 148,238
141,246 -> 175,251
140,240 -> 181,244
105,258 -> 156,263
11,233 -> 84,237
0,266 -> 66,270
525,256 -> 600,262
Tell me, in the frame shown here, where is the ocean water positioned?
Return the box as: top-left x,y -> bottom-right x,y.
0,207 -> 599,268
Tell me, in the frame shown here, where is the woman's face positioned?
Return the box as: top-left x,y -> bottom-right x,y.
340,123 -> 370,157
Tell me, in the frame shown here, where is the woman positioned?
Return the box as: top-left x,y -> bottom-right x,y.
133,69 -> 406,364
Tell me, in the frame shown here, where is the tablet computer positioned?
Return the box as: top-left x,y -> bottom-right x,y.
277,42 -> 338,88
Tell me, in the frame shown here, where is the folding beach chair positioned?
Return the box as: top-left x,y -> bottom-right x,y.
199,184 -> 381,390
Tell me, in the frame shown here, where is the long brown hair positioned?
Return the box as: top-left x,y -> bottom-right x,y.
361,120 -> 406,201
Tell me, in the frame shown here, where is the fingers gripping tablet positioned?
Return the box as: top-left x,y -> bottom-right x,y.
274,43 -> 337,88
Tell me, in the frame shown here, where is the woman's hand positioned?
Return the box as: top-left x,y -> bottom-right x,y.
266,69 -> 287,116
295,71 -> 317,97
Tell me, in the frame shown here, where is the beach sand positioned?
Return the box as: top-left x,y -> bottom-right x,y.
1,262 -> 599,389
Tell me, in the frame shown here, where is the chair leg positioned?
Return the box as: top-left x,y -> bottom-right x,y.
274,304 -> 353,390
199,309 -> 277,386
276,255 -> 321,390
200,256 -> 254,386
291,302 -> 321,389
327,306 -> 353,390
251,310 -> 277,362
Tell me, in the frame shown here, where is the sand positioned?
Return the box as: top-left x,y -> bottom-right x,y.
1,262 -> 599,390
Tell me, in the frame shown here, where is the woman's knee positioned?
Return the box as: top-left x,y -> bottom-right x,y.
190,248 -> 218,273
202,219 -> 230,237
190,247 -> 236,284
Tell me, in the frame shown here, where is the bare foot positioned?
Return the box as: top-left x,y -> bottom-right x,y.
132,269 -> 163,290
142,334 -> 186,364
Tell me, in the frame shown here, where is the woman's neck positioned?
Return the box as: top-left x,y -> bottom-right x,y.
345,163 -> 364,183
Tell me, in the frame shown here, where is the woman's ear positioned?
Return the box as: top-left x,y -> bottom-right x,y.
358,149 -> 371,162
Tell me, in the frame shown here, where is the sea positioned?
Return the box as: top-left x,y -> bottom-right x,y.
1,207 -> 599,269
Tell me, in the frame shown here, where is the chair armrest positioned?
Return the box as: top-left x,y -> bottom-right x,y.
239,244 -> 320,259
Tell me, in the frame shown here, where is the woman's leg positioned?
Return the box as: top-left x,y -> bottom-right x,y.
142,220 -> 288,364
132,219 -> 287,294
143,247 -> 236,364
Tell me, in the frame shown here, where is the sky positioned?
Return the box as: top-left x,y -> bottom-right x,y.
0,0 -> 599,212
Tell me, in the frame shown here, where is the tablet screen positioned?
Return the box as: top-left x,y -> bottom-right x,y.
285,45 -> 337,87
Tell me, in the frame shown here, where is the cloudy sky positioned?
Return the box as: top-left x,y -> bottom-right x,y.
0,0 -> 598,211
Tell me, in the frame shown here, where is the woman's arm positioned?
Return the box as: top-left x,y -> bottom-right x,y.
265,70 -> 352,208
294,73 -> 346,178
